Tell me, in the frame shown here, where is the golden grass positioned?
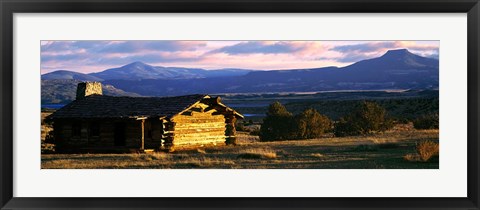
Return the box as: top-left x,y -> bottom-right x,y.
237,148 -> 277,159
403,153 -> 419,162
310,153 -> 325,158
404,140 -> 439,162
417,140 -> 439,162
179,157 -> 235,168
41,152 -> 240,169
42,129 -> 439,169
196,148 -> 207,154
131,153 -> 169,161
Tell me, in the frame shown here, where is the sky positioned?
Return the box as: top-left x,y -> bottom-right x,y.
41,40 -> 439,74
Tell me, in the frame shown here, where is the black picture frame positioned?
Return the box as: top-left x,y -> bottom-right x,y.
1,0 -> 479,209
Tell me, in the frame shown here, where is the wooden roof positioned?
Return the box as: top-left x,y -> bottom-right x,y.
47,94 -> 242,120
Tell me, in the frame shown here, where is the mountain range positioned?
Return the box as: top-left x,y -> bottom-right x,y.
41,49 -> 439,104
42,62 -> 253,81
41,70 -> 104,81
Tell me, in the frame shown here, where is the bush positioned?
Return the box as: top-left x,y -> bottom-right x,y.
333,117 -> 361,137
295,108 -> 332,139
404,140 -> 439,162
334,101 -> 393,137
416,140 -> 439,162
413,113 -> 439,129
260,102 -> 333,141
259,102 -> 296,141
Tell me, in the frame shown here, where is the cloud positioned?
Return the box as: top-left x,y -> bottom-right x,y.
97,41 -> 206,53
209,41 -> 297,54
41,41 -> 206,54
331,42 -> 398,53
41,41 -> 208,73
209,41 -> 327,56
191,51 -> 346,71
329,41 -> 439,62
330,41 -> 438,53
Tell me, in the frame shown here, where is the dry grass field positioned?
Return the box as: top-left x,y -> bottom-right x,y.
41,127 -> 439,169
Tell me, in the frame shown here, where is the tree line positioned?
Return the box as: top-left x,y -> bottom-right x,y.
259,101 -> 438,141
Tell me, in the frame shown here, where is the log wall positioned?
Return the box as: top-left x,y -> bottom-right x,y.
53,118 -> 163,150
171,106 -> 226,147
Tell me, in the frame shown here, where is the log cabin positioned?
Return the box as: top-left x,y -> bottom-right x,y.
46,82 -> 243,153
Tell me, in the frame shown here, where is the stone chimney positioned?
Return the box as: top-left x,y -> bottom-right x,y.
76,82 -> 103,100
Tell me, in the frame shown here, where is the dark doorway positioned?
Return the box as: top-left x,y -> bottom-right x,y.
114,122 -> 126,146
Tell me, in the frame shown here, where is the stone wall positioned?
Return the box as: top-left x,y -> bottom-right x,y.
76,82 -> 103,100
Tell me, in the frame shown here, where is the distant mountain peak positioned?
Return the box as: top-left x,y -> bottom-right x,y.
51,70 -> 74,73
347,48 -> 438,72
41,70 -> 104,81
382,49 -> 412,57
387,48 -> 409,53
123,61 -> 150,67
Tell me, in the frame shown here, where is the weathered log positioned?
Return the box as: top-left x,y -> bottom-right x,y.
162,121 -> 176,152
175,123 -> 226,129
225,116 -> 237,146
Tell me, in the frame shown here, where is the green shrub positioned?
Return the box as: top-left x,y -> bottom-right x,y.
260,102 -> 335,141
413,113 -> 439,129
334,101 -> 393,137
333,117 -> 361,137
295,108 -> 332,139
259,102 -> 296,141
